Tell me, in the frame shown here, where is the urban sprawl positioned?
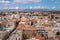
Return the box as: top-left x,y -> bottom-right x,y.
0,11 -> 60,40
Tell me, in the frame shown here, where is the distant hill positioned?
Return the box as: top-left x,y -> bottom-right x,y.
0,9 -> 60,12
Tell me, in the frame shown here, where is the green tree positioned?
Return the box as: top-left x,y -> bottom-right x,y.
56,32 -> 60,35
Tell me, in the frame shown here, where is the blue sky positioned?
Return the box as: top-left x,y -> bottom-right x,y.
0,0 -> 60,10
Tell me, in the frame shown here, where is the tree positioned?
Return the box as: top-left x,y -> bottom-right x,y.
56,32 -> 60,35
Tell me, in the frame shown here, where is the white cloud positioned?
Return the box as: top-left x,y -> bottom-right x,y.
29,6 -> 33,9
29,6 -> 41,9
29,6 -> 48,9
13,0 -> 42,3
9,6 -> 19,9
0,0 -> 10,3
1,6 -> 19,9
15,6 -> 19,9
52,6 -> 56,9
28,0 -> 41,2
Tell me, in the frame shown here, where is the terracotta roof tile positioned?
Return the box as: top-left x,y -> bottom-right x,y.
17,24 -> 25,29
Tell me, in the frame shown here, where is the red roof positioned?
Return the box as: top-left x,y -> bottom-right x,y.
17,24 -> 25,29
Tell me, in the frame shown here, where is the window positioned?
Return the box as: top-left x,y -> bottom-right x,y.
55,17 -> 59,19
